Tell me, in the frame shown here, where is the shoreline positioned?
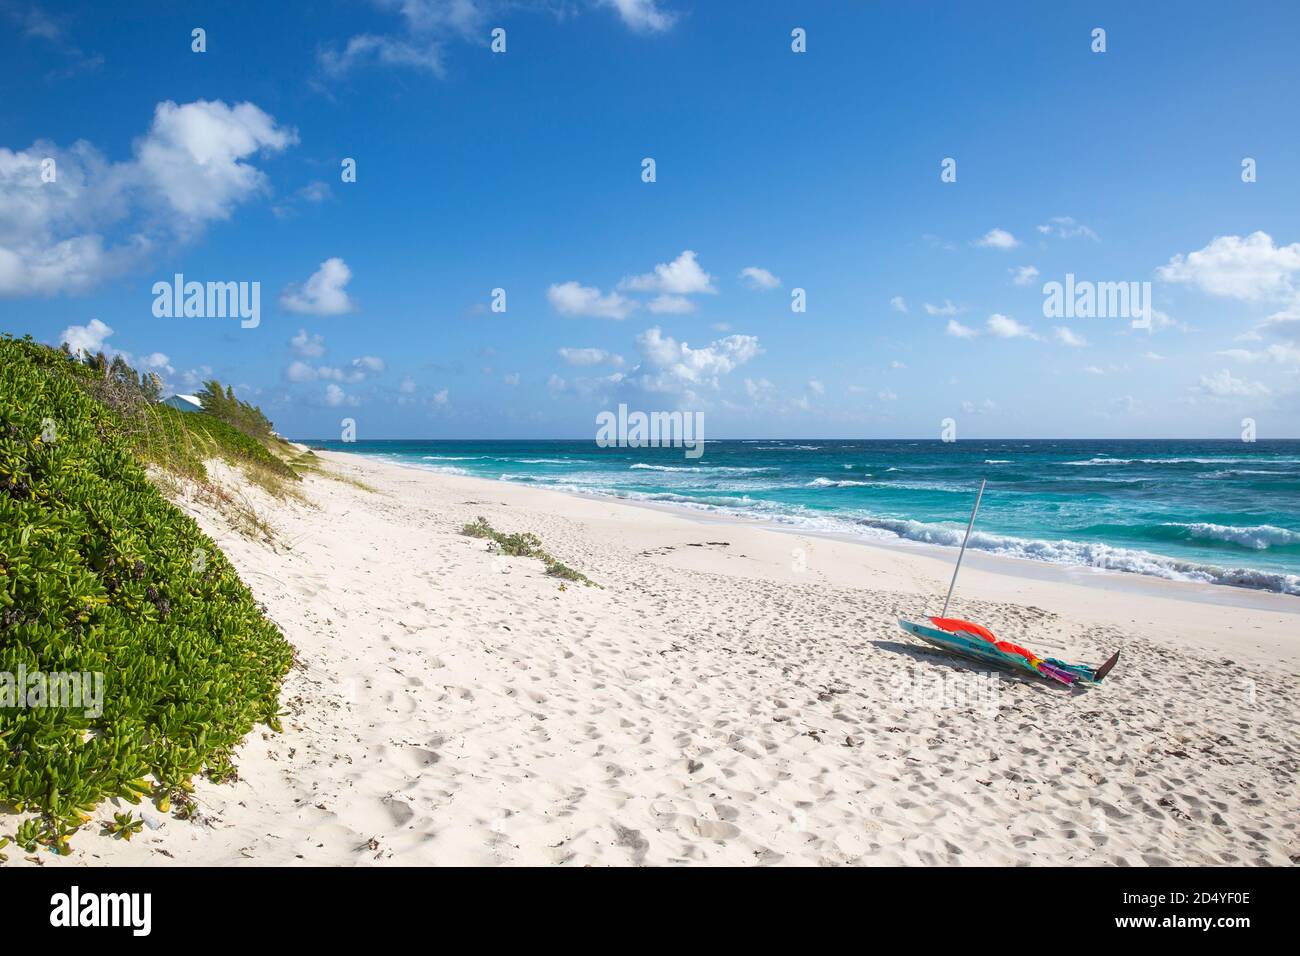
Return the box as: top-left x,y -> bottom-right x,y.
350,448 -> 1300,615
21,448 -> 1298,866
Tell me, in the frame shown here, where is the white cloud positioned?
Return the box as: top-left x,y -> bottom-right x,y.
1158,232 -> 1300,301
621,250 -> 716,295
321,1 -> 671,79
324,383 -> 356,407
290,328 -> 326,358
890,359 -> 906,369
135,100 -> 297,221
287,355 -> 380,384
1054,326 -> 1087,347
58,318 -> 114,356
648,294 -> 695,314
600,0 -> 677,33
0,99 -> 294,296
138,351 -> 173,374
946,319 -> 977,339
559,347 -> 623,366
808,379 -> 825,395
890,295 -> 908,313
286,360 -> 317,383
1037,216 -> 1099,241
975,228 -> 1019,250
298,180 -> 332,203
924,299 -> 960,316
431,387 -> 449,406
744,377 -> 773,400
319,34 -> 446,77
1218,343 -> 1300,366
986,313 -> 1037,339
281,257 -> 355,315
631,326 -> 761,400
739,266 -> 780,290
1011,265 -> 1039,286
547,281 -> 636,319
878,388 -> 898,402
399,376 -> 417,394
1194,369 -> 1271,398
503,372 -> 520,386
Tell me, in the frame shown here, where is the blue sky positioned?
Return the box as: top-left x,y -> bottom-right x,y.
2,0 -> 1299,439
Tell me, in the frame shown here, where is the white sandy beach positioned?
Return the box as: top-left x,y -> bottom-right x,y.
24,450 -> 1300,866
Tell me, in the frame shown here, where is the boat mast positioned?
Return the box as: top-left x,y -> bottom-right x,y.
940,478 -> 986,619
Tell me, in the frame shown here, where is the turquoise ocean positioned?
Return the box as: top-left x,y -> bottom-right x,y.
309,439 -> 1300,596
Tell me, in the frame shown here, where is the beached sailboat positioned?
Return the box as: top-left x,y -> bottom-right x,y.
897,480 -> 1120,687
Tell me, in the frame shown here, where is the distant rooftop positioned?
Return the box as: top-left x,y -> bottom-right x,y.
162,394 -> 203,412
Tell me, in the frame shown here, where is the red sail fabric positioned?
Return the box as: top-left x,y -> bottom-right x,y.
929,617 -> 1040,665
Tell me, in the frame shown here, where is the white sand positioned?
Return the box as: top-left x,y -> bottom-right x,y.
27,451 -> 1300,866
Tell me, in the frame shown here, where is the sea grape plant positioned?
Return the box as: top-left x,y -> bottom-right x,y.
0,335 -> 293,850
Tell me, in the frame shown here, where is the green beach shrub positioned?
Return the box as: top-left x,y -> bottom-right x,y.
461,516 -> 598,587
0,335 -> 293,853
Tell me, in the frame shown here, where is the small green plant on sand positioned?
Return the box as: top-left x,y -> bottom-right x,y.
461,517 -> 598,587
105,811 -> 144,841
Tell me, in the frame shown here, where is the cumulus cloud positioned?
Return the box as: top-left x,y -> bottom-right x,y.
1194,369 -> 1271,399
986,313 -> 1037,339
1011,265 -> 1039,286
945,319 -> 977,339
739,266 -> 780,290
289,328 -> 326,358
58,318 -> 114,356
324,383 -> 356,407
648,294 -> 695,314
286,360 -> 318,383
630,326 -> 760,401
599,0 -> 677,33
974,228 -> 1019,249
547,281 -> 636,319
1054,326 -> 1087,347
890,295 -> 908,313
924,299 -> 960,317
0,99 -> 295,296
137,351 -> 174,374
352,355 -> 385,373
1158,232 -> 1300,301
280,257 -> 355,315
135,100 -> 297,221
621,250 -> 716,296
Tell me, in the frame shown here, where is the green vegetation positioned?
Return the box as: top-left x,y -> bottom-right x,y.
194,379 -> 275,442
0,335 -> 293,854
461,516 -> 599,587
